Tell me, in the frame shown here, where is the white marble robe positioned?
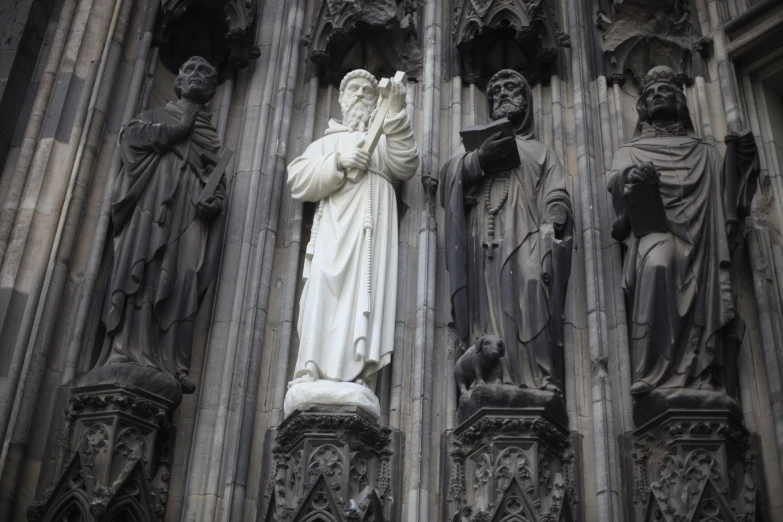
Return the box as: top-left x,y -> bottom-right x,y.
287,110 -> 419,384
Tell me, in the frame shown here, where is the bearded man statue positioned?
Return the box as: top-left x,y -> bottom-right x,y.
98,56 -> 228,394
284,69 -> 419,417
609,66 -> 758,397
441,69 -> 573,397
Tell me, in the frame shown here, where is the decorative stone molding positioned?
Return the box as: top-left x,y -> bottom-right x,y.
301,0 -> 422,85
262,408 -> 399,522
452,0 -> 567,87
445,408 -> 578,522
27,376 -> 177,522
623,407 -> 763,522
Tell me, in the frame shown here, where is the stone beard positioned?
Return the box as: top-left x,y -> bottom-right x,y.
608,66 -> 756,395
98,56 -> 227,391
285,70 -> 419,401
441,69 -> 573,393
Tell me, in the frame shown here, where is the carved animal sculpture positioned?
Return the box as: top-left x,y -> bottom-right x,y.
454,335 -> 506,395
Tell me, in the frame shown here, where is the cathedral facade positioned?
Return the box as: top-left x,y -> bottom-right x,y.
0,0 -> 782,521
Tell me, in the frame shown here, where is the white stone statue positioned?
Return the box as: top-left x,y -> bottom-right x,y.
284,69 -> 419,418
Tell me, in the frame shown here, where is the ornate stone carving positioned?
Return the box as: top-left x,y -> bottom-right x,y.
302,0 -> 422,85
445,409 -> 577,522
594,0 -> 703,91
159,0 -> 260,75
453,0 -> 566,87
263,409 -> 399,522
27,380 -> 177,522
624,409 -> 762,522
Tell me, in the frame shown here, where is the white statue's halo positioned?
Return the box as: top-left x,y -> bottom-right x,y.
284,381 -> 381,419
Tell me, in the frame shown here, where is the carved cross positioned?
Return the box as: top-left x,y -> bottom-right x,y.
482,240 -> 500,259
198,147 -> 234,204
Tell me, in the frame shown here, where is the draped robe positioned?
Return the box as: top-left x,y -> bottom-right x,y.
100,102 -> 227,379
441,135 -> 572,390
287,110 -> 419,385
609,133 -> 736,390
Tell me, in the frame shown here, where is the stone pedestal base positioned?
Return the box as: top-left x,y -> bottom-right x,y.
445,405 -> 578,522
263,407 -> 399,522
625,394 -> 763,522
27,364 -> 178,522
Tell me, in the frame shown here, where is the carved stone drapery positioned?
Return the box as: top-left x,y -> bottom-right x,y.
623,405 -> 764,522
27,367 -> 179,522
262,408 -> 400,522
302,0 -> 422,85
159,0 -> 260,76
453,0 -> 568,87
445,408 -> 578,522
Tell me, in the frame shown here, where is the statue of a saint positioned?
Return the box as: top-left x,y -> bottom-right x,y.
98,56 -> 228,393
441,69 -> 573,394
285,69 -> 419,409
608,66 -> 758,395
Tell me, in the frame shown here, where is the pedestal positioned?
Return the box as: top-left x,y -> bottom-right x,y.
445,398 -> 578,522
625,390 -> 764,522
263,407 -> 400,522
27,364 -> 180,522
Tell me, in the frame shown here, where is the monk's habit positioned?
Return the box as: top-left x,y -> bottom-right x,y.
288,110 -> 418,384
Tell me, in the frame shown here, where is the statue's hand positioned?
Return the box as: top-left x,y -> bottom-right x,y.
337,140 -> 371,172
167,107 -> 200,145
545,203 -> 568,231
196,195 -> 221,220
387,79 -> 407,115
625,162 -> 659,185
477,131 -> 516,174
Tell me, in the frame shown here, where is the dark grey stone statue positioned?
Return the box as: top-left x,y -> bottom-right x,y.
609,65 -> 758,397
441,69 -> 573,395
97,56 -> 228,393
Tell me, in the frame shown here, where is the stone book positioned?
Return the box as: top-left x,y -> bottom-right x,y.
459,118 -> 521,174
622,181 -> 669,238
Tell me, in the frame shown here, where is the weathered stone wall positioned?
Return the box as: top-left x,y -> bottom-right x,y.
0,0 -> 781,521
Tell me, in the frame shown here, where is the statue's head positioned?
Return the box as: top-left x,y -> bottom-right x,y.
487,69 -> 530,125
174,56 -> 218,105
636,66 -> 690,128
339,69 -> 379,132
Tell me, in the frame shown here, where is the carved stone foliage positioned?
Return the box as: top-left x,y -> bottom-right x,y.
594,0 -> 704,93
626,410 -> 763,522
159,0 -> 260,78
27,384 -> 176,522
263,409 -> 399,522
453,0 -> 568,87
302,0 -> 422,86
446,409 -> 577,522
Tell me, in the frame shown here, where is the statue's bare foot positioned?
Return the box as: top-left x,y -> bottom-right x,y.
288,363 -> 320,388
542,382 -> 561,394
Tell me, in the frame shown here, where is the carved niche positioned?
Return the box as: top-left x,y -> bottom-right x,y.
302,0 -> 423,85
453,0 -> 569,87
158,0 -> 260,77
594,0 -> 707,92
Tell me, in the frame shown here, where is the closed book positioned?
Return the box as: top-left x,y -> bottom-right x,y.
622,181 -> 669,238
